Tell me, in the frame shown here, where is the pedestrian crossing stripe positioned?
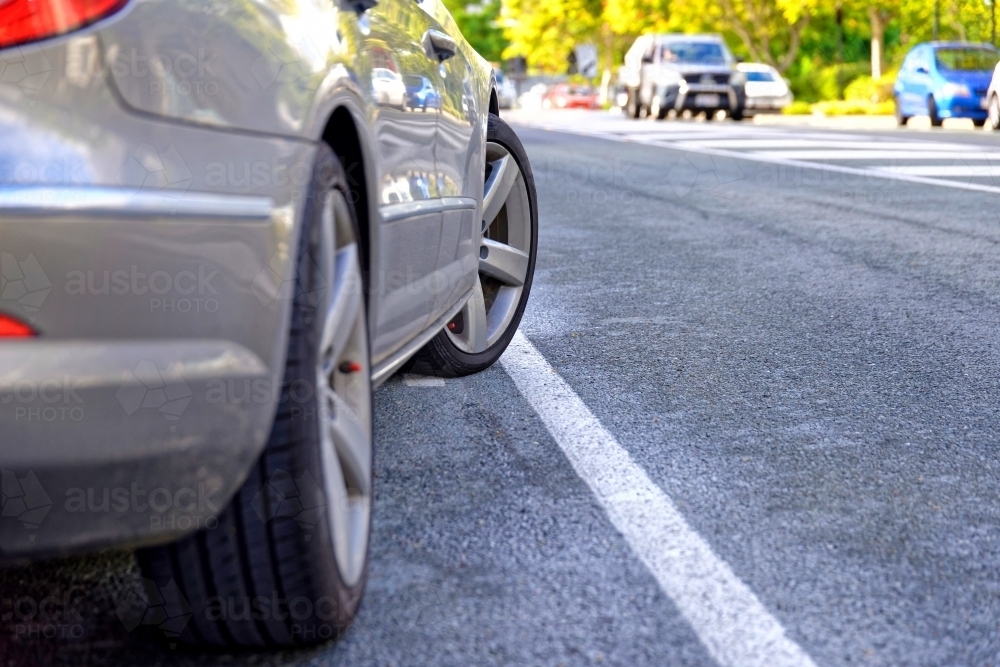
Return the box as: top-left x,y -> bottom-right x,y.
511,112 -> 1000,192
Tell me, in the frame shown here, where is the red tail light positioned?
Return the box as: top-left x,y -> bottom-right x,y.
0,315 -> 36,337
0,0 -> 127,50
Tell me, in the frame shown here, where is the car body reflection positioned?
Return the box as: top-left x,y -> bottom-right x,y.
405,75 -> 441,111
372,67 -> 406,109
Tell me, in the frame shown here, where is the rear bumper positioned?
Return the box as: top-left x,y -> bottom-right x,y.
0,35 -> 315,561
1,340 -> 273,561
744,95 -> 792,114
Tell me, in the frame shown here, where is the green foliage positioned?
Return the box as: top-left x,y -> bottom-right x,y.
487,0 -> 999,99
812,99 -> 896,114
843,71 -> 897,103
785,60 -> 869,103
783,100 -> 813,114
444,0 -> 508,62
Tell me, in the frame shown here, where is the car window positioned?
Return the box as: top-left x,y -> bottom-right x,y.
404,75 -> 423,87
935,47 -> 999,72
659,42 -> 730,65
745,71 -> 775,82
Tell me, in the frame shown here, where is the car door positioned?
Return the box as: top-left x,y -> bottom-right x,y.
906,47 -> 931,111
363,0 -> 447,364
417,0 -> 482,322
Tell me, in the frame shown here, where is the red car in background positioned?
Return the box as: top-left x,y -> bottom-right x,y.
542,83 -> 600,109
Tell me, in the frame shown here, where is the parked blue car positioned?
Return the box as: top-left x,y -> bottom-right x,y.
404,74 -> 441,111
893,42 -> 999,127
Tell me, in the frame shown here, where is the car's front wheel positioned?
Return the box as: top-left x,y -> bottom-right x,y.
137,144 -> 372,648
989,94 -> 1000,130
408,113 -> 538,377
894,96 -> 909,126
650,94 -> 667,120
928,96 -> 943,127
627,88 -> 642,118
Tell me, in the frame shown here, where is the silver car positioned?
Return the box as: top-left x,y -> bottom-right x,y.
0,0 -> 537,648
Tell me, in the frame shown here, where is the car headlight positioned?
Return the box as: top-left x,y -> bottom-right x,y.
942,82 -> 972,98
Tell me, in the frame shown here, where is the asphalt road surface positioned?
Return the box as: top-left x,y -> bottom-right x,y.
6,110 -> 1000,667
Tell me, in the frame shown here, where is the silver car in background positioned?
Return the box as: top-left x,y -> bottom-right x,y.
737,62 -> 793,115
0,0 -> 538,649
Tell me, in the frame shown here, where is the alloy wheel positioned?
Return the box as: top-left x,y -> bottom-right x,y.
446,141 -> 532,354
314,187 -> 372,587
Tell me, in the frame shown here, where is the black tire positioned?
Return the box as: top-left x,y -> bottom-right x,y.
730,107 -> 744,121
651,98 -> 667,120
627,88 -> 642,119
894,96 -> 909,126
990,94 -> 1000,130
137,144 -> 372,649
973,118 -> 987,127
929,96 -> 943,127
406,113 -> 538,377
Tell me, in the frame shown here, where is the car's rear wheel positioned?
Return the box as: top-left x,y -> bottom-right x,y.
137,144 -> 372,648
928,96 -> 943,127
407,113 -> 537,377
989,94 -> 1000,130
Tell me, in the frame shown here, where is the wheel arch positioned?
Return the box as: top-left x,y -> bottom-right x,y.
489,87 -> 500,116
321,106 -> 375,296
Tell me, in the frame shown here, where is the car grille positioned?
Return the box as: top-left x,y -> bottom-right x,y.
682,72 -> 730,85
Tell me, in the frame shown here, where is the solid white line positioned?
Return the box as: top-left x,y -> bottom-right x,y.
875,164 -> 1000,177
402,374 -> 445,387
753,149 -> 1000,160
500,331 -> 816,667
681,139 -> 980,151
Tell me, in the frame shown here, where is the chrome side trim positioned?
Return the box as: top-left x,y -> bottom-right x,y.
0,186 -> 274,221
380,196 -> 477,223
370,285 -> 474,388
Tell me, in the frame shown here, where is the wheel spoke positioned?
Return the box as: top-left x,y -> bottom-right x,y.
318,388 -> 352,567
479,238 -> 529,287
320,245 -> 363,361
328,390 -> 371,495
482,153 -> 519,227
466,276 -> 488,351
451,275 -> 488,353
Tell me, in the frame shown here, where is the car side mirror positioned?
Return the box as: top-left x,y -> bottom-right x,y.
641,54 -> 654,64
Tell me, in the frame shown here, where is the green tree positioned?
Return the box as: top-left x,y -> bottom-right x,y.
444,0 -> 509,62
500,0 -> 601,71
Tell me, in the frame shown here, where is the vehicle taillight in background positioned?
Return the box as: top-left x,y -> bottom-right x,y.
0,0 -> 127,50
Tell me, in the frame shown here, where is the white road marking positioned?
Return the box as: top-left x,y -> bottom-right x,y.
681,139 -> 980,151
402,374 -> 445,387
752,149 -> 1000,160
512,116 -> 1000,195
500,331 -> 817,667
875,164 -> 1000,177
